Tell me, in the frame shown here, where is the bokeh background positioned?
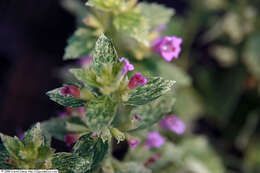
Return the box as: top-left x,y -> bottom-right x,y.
0,0 -> 260,172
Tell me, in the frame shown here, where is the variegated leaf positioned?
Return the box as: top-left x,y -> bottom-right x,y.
113,11 -> 150,46
125,77 -> 175,105
86,97 -> 117,132
46,87 -> 87,108
129,95 -> 175,131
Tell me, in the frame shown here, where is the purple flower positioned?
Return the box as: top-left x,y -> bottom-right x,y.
119,57 -> 134,75
159,115 -> 186,135
152,36 -> 182,62
145,131 -> 165,148
58,111 -> 67,118
17,130 -> 24,141
64,133 -> 79,147
79,56 -> 93,69
128,73 -> 147,89
134,114 -> 142,121
61,85 -> 80,98
128,138 -> 139,148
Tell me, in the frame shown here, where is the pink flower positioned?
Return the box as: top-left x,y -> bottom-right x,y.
145,131 -> 165,148
128,139 -> 139,148
64,134 -> 79,147
61,85 -> 80,98
79,56 -> 93,69
159,115 -> 186,135
119,57 -> 134,75
152,36 -> 182,62
128,73 -> 147,89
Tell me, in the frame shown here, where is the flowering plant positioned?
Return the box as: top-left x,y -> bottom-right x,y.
0,0 -> 227,173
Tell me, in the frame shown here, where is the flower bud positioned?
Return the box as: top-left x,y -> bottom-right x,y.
61,85 -> 80,98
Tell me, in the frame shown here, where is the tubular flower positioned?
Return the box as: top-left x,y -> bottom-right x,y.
61,85 -> 80,98
128,138 -> 139,148
128,73 -> 147,89
79,56 -> 93,69
119,57 -> 134,75
64,133 -> 79,147
159,115 -> 186,135
152,36 -> 182,62
145,131 -> 165,148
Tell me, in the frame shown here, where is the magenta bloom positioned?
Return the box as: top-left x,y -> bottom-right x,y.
79,56 -> 93,69
128,73 -> 147,89
128,138 -> 139,148
159,115 -> 186,135
61,85 -> 80,98
64,134 -> 78,147
119,57 -> 134,75
152,36 -> 182,62
145,131 -> 165,148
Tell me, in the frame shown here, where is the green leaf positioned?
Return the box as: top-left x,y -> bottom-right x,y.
41,118 -> 68,141
174,87 -> 205,122
129,95 -> 175,131
113,11 -> 150,45
70,68 -> 98,88
125,77 -> 175,105
86,0 -> 123,12
243,33 -> 260,79
64,27 -> 96,60
46,87 -> 87,108
116,162 -> 151,173
0,134 -> 24,160
86,97 -> 117,132
0,144 -> 17,169
133,58 -> 191,87
41,117 -> 86,141
93,34 -> 118,67
51,152 -> 91,173
137,2 -> 174,29
73,133 -> 109,170
156,60 -> 191,87
23,123 -> 46,148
